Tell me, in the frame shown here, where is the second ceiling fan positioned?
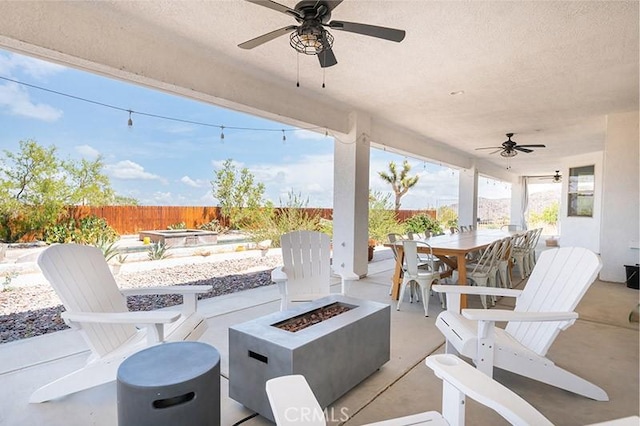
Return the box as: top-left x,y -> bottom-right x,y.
238,0 -> 406,68
476,133 -> 546,157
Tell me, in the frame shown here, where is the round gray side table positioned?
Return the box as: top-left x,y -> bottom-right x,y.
117,341 -> 220,426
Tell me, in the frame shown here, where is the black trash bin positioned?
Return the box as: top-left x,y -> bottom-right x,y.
624,264 -> 639,289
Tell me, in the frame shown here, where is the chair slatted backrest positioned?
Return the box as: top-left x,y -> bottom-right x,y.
280,231 -> 331,299
403,240 -> 435,276
506,247 -> 602,356
469,238 -> 502,275
37,244 -> 137,357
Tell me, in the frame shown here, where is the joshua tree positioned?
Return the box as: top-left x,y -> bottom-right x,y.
378,160 -> 419,212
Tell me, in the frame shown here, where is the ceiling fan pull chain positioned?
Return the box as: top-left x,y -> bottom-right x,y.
296,53 -> 300,87
322,65 -> 326,88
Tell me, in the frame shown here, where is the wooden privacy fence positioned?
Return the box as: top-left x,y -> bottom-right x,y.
67,206 -> 436,235
68,206 -> 221,235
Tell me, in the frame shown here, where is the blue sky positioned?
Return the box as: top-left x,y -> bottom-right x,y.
0,49 -> 516,209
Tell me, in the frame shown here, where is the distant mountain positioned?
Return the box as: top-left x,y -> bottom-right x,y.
447,191 -> 560,222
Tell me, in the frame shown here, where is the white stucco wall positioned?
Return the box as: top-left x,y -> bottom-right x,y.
599,111 -> 640,282
558,152 -> 604,253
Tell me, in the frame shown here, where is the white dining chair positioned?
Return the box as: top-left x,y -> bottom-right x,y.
397,240 -> 442,316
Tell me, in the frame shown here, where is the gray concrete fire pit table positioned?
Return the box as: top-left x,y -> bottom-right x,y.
229,294 -> 390,422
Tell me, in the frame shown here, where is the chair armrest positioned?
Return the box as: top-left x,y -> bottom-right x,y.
61,310 -> 180,325
271,266 -> 287,283
120,285 -> 212,296
121,285 -> 212,315
462,309 -> 578,323
432,285 -> 522,313
425,354 -> 553,426
62,310 -> 181,344
432,285 -> 522,298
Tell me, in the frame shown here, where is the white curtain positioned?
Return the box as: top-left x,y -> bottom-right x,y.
520,176 -> 529,230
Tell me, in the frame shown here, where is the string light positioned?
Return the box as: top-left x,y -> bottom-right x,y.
220,126 -> 225,143
282,130 -> 286,143
0,75 -> 327,136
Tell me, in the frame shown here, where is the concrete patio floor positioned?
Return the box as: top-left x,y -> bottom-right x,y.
0,248 -> 638,425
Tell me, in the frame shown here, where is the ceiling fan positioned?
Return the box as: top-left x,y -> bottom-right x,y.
476,133 -> 546,158
540,170 -> 562,183
238,0 -> 406,68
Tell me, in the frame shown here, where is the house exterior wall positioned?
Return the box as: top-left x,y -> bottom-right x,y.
558,151 -> 604,254
599,111 -> 640,282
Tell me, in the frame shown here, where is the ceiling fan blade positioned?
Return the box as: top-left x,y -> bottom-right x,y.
516,144 -> 546,148
324,0 -> 344,12
327,20 -> 406,42
475,146 -> 502,150
318,46 -> 338,68
489,148 -> 503,155
238,25 -> 297,49
244,0 -> 303,18
514,146 -> 533,153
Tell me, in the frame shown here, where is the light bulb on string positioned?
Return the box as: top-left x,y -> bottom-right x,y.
282,130 -> 286,144
127,110 -> 133,129
220,126 -> 225,143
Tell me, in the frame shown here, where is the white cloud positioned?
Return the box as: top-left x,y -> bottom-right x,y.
0,82 -> 63,122
180,175 -> 209,188
0,52 -> 66,80
0,54 -> 67,80
249,153 -> 335,206
75,144 -> 101,159
105,160 -> 167,183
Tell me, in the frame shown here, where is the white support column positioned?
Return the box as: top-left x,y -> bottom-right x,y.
332,112 -> 371,278
458,166 -> 478,228
510,178 -> 525,228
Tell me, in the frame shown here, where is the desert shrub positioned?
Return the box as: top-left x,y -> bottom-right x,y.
147,241 -> 170,260
404,213 -> 443,235
368,191 -> 403,243
44,215 -> 118,245
198,219 -> 227,234
167,222 -> 186,230
94,234 -> 119,263
318,218 -> 333,238
247,191 -> 321,248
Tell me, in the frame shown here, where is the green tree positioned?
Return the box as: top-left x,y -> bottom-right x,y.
378,160 -> 419,211
0,140 -> 66,242
437,205 -> 458,228
112,195 -> 139,206
211,159 -> 268,229
540,202 -> 559,225
404,213 -> 443,235
66,156 -> 114,206
0,140 -> 126,242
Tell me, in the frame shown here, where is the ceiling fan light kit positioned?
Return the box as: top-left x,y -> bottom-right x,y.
240,0 -> 406,69
476,132 -> 547,158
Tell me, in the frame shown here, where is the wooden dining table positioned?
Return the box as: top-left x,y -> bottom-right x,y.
386,229 -> 518,308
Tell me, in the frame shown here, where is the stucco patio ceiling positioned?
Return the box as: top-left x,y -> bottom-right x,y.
0,1 -> 637,177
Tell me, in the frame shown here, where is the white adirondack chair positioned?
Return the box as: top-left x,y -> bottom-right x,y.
266,354 -> 554,426
31,243 -> 212,403
433,246 -> 608,401
271,230 -> 332,311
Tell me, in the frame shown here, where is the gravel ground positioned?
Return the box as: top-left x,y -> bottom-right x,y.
0,255 -> 283,344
